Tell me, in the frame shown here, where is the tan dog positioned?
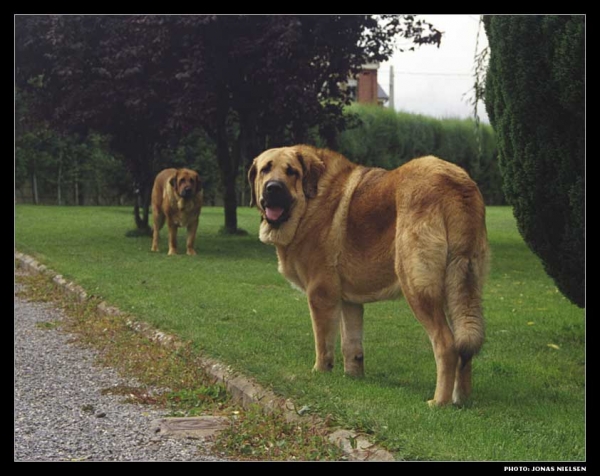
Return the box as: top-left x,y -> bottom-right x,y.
248,145 -> 489,406
151,168 -> 203,256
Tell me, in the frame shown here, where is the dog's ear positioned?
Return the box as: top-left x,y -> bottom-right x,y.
247,160 -> 258,207
169,171 -> 178,189
296,148 -> 325,199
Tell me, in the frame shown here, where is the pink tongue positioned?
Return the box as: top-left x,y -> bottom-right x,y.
265,207 -> 284,221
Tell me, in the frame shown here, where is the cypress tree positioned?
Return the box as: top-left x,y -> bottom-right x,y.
484,15 -> 585,308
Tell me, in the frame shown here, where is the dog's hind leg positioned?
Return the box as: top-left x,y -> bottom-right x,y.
403,289 -> 457,406
396,216 -> 457,406
444,253 -> 487,405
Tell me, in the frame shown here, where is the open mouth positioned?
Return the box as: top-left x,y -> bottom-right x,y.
261,200 -> 291,226
265,206 -> 285,222
260,181 -> 293,226
260,180 -> 294,227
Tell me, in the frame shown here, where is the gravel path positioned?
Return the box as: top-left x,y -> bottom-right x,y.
14,279 -> 227,462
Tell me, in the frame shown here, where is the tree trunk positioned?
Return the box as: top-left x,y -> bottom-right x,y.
134,181 -> 152,232
31,168 -> 39,205
217,125 -> 238,233
321,122 -> 339,150
95,170 -> 101,205
57,160 -> 62,205
130,138 -> 154,233
292,120 -> 309,145
142,187 -> 150,225
223,175 -> 238,233
73,157 -> 80,206
213,92 -> 240,234
240,110 -> 261,208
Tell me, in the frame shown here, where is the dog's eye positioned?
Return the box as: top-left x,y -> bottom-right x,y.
286,166 -> 299,177
260,162 -> 272,175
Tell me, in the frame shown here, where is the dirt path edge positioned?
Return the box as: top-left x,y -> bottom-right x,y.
14,251 -> 396,462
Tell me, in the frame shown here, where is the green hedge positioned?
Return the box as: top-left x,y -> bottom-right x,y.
336,104 -> 505,205
483,15 -> 584,307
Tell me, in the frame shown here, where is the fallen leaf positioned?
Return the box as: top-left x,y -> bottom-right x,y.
547,344 -> 560,350
69,456 -> 91,462
527,322 -> 535,326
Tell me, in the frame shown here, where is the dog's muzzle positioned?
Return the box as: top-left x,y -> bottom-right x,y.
261,180 -> 292,226
181,187 -> 193,199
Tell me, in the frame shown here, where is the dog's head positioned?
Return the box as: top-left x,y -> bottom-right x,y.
170,169 -> 202,199
248,146 -> 325,245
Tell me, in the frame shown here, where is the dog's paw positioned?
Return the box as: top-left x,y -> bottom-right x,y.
427,398 -> 453,408
312,362 -> 334,373
343,368 -> 365,378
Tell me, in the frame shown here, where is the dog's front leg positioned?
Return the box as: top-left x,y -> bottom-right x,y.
167,220 -> 179,255
186,219 -> 199,256
308,284 -> 342,372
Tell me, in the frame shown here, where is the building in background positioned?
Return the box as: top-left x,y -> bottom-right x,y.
347,62 -> 389,106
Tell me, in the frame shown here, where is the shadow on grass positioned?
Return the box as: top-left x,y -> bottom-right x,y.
125,227 -> 153,238
111,207 -> 138,215
486,240 -> 546,280
140,232 -> 276,262
218,227 -> 249,236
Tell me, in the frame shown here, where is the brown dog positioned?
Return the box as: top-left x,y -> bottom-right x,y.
248,145 -> 489,406
151,168 -> 203,256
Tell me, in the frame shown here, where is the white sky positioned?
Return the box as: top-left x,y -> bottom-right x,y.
379,14 -> 489,123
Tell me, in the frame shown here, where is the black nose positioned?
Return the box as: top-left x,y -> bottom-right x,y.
265,180 -> 284,194
182,187 -> 193,198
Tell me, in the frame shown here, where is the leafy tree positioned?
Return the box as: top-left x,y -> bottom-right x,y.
169,15 -> 441,232
15,127 -> 54,204
16,15 -> 441,233
484,15 -> 585,307
16,15 -> 175,228
15,124 -> 129,205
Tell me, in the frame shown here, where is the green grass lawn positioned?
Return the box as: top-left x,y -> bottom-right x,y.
14,205 -> 585,461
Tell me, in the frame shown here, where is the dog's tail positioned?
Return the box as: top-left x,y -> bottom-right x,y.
444,225 -> 489,364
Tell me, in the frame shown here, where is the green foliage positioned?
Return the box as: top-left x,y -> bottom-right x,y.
337,104 -> 505,204
484,15 -> 585,307
16,83 -> 219,206
15,127 -> 132,205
